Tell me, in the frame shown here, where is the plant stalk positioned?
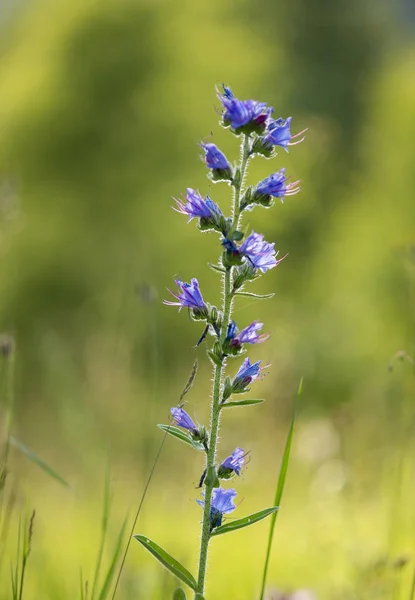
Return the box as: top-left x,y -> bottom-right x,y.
195,135 -> 250,597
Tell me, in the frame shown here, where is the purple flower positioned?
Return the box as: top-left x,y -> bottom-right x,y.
224,321 -> 269,354
170,407 -> 198,435
255,168 -> 301,203
201,143 -> 230,171
163,278 -> 207,313
239,231 -> 278,273
197,487 -> 237,531
232,358 -> 262,392
264,117 -> 307,151
217,85 -> 271,130
174,188 -> 222,222
218,448 -> 245,479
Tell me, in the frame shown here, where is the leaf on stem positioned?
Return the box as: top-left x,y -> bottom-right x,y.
208,263 -> 226,274
173,588 -> 187,600
210,507 -> 278,537
233,291 -> 275,300
134,535 -> 197,591
157,425 -> 205,452
221,399 -> 265,409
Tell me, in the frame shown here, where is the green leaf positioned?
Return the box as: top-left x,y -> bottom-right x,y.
259,381 -> 299,600
157,425 -> 205,452
233,291 -> 275,300
9,436 -> 70,488
232,230 -> 244,241
208,262 -> 226,274
134,535 -> 197,591
173,589 -> 187,600
210,507 -> 278,537
194,595 -> 205,600
221,399 -> 265,409
204,465 -> 219,488
207,350 -> 222,367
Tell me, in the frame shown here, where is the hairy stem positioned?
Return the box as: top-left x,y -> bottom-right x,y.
195,135 -> 250,597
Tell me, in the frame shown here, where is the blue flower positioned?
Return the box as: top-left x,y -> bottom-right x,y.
255,168 -> 301,203
232,358 -> 262,393
236,321 -> 268,344
197,487 -> 237,531
163,278 -> 207,314
264,117 -> 307,151
224,321 -> 269,354
170,407 -> 198,435
217,85 -> 271,131
239,231 -> 278,273
174,188 -> 222,222
201,143 -> 230,171
218,448 -> 246,479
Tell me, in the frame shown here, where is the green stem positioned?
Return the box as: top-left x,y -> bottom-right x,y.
234,134 -> 251,230
195,135 -> 250,597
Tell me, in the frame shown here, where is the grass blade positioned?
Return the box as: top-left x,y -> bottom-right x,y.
134,535 -> 197,591
258,378 -> 302,600
80,568 -> 85,600
410,565 -> 415,600
173,589 -> 187,600
91,466 -> 111,600
9,437 -> 70,488
210,507 -> 278,537
97,517 -> 128,600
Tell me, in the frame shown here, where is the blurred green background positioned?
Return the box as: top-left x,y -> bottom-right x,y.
0,0 -> 414,598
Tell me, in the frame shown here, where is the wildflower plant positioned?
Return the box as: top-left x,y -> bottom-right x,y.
134,85 -> 305,599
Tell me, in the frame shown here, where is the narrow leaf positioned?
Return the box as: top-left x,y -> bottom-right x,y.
221,399 -> 265,409
97,517 -> 128,600
211,507 -> 278,537
173,589 -> 187,600
207,350 -> 222,367
233,291 -> 275,300
259,384 -> 299,600
157,425 -> 205,452
9,436 -> 70,488
134,535 -> 197,591
208,263 -> 226,274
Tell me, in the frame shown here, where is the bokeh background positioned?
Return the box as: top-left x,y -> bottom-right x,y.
0,0 -> 414,598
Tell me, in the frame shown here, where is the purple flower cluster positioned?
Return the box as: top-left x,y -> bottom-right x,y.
240,232 -> 277,273
225,321 -> 269,354
255,168 -> 301,203
174,188 -> 223,223
163,278 -> 207,316
232,358 -> 262,393
197,487 -> 237,531
170,406 -> 198,435
201,143 -> 230,171
217,85 -> 271,131
264,117 -> 307,151
218,447 -> 245,479
159,85 -> 306,550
